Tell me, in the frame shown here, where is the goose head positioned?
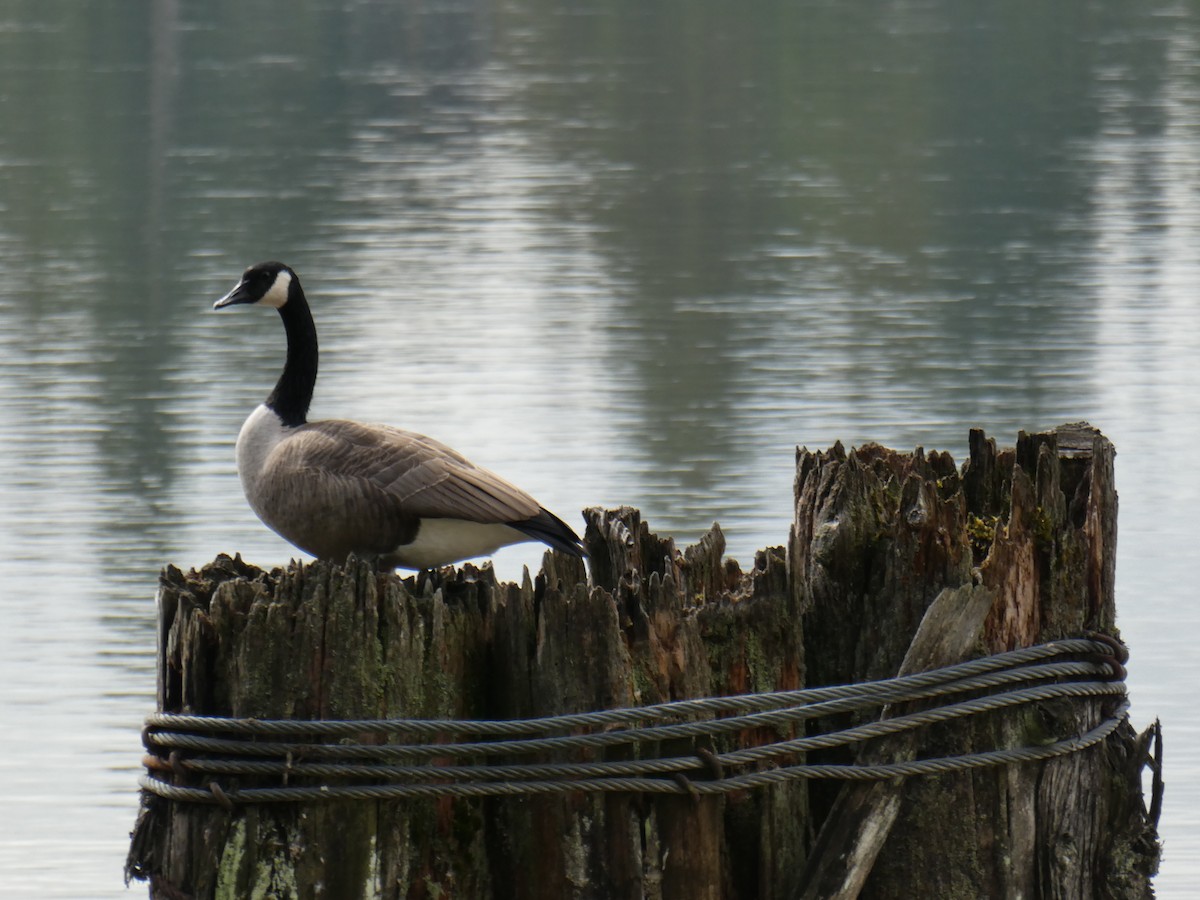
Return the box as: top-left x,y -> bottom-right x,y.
213,261 -> 317,428
214,261 -> 297,310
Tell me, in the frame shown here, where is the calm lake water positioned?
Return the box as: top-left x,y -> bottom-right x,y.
1,1 -> 1198,896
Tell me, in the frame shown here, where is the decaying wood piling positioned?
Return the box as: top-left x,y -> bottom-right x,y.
127,423 -> 1160,899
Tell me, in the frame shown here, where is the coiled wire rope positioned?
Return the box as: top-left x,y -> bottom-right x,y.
139,637 -> 1128,807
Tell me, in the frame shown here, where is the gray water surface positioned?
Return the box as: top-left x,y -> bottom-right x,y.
1,2 -> 1197,896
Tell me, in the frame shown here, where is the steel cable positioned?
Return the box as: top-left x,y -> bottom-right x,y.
142,639 -> 1110,739
138,639 -> 1127,806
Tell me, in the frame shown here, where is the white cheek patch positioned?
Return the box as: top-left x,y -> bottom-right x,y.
259,269 -> 292,308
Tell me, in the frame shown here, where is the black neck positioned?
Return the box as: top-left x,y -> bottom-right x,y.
266,280 -> 318,427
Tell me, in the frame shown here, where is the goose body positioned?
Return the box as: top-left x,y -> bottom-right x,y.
215,261 -> 585,569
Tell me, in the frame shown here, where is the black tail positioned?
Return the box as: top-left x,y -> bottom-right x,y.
511,508 -> 586,557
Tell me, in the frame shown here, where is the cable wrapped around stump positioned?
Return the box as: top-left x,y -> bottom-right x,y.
139,638 -> 1128,806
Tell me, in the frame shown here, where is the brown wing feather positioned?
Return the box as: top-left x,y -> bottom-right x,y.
292,419 -> 541,523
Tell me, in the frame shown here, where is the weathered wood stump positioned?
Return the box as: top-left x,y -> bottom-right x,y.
126,424 -> 1160,899
794,424 -> 1157,898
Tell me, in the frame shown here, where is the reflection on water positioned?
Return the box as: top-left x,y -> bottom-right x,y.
0,1 -> 1198,896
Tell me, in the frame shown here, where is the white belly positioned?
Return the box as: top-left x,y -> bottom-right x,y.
387,519 -> 529,569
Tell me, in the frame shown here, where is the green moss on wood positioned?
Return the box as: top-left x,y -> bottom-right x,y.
966,513 -> 1000,559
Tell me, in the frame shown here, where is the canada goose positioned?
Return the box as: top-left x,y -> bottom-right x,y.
213,261 -> 585,569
